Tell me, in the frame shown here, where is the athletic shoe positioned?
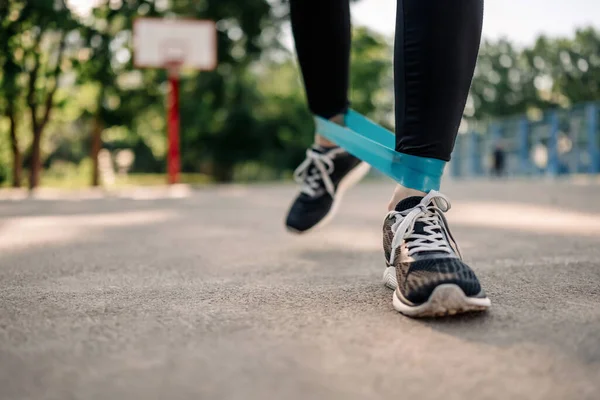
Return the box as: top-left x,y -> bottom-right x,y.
382,191 -> 490,317
285,145 -> 370,233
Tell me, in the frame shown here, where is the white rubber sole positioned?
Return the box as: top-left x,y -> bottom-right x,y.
392,283 -> 491,318
287,162 -> 371,234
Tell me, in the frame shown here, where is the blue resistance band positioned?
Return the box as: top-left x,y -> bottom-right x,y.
315,110 -> 446,192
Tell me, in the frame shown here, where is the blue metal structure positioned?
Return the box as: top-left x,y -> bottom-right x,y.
450,102 -> 600,177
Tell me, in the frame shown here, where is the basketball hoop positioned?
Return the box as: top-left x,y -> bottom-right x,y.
133,18 -> 217,184
161,40 -> 187,77
133,18 -> 217,71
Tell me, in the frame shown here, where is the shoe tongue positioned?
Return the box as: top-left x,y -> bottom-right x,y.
394,195 -> 451,256
394,196 -> 424,212
298,145 -> 337,200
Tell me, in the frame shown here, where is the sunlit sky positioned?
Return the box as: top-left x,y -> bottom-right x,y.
68,0 -> 600,45
353,0 -> 600,44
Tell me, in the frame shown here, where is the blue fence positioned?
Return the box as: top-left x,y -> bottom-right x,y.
451,102 -> 600,177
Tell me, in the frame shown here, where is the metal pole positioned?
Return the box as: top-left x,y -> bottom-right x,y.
451,136 -> 462,178
587,103 -> 599,173
548,111 -> 559,176
469,131 -> 480,176
518,117 -> 529,175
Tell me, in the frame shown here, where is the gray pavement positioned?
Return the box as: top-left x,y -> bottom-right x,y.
1,180 -> 599,400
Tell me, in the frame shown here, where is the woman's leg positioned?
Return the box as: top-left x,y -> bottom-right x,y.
383,0 -> 489,318
290,0 -> 351,122
286,0 -> 370,234
389,0 -> 484,208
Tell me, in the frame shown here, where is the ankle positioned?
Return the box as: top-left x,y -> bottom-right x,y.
387,185 -> 427,211
315,114 -> 345,148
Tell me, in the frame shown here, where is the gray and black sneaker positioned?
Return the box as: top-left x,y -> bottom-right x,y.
382,191 -> 490,317
285,145 -> 370,233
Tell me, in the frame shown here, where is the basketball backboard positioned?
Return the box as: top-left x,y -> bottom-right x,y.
133,18 -> 217,71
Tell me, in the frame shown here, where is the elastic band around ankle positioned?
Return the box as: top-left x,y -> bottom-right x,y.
315,111 -> 445,192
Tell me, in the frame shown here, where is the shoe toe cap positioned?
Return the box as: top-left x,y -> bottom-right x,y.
285,196 -> 333,233
401,258 -> 483,305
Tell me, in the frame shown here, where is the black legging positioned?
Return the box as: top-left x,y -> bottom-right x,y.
290,0 -> 484,162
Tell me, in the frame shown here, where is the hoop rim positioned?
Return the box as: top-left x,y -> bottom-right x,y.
164,59 -> 184,77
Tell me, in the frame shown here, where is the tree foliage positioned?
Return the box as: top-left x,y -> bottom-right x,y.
0,0 -> 599,187
1,0 -> 79,187
470,28 -> 600,121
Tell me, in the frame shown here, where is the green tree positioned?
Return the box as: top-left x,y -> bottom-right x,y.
350,26 -> 393,127
169,0 -> 283,181
76,0 -> 161,185
0,1 -> 24,186
469,27 -> 600,121
470,39 -> 551,120
2,0 -> 79,189
526,27 -> 600,107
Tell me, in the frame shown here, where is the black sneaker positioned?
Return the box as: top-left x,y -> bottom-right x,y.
285,145 -> 370,233
382,191 -> 490,317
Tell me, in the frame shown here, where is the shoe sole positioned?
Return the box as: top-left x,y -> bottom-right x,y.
286,162 -> 371,234
392,283 -> 491,318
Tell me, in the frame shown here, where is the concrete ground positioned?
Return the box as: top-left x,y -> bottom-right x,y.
1,180 -> 599,400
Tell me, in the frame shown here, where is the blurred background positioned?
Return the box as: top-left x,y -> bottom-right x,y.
1,0 -> 599,190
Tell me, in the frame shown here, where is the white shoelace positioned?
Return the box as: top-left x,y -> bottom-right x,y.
388,191 -> 462,264
293,147 -> 346,197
